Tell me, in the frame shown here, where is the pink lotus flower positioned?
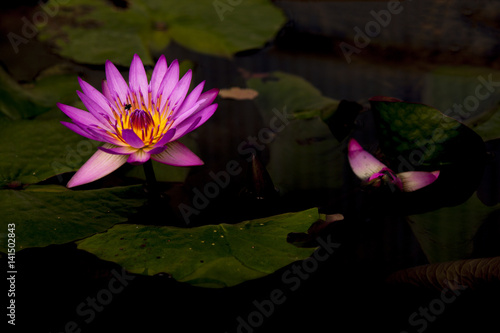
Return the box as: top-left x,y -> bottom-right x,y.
58,54 -> 218,188
348,138 -> 440,192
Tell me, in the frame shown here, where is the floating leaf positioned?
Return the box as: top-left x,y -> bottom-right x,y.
470,107 -> 500,142
0,185 -> 146,252
38,0 -> 286,65
421,66 -> 500,124
421,66 -> 500,142
266,118 -> 344,193
370,98 -> 485,168
24,65 -> 82,111
246,72 -> 344,193
370,98 -> 487,210
0,66 -> 79,120
247,71 -> 340,122
408,193 -> 500,263
77,208 -> 320,287
0,118 -> 102,187
0,68 -> 40,119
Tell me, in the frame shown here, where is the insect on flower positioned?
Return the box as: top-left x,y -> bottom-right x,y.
347,138 -> 440,192
58,54 -> 219,188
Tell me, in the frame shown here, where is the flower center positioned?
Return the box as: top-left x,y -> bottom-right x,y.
369,168 -> 395,182
368,167 -> 403,191
107,91 -> 173,147
130,109 -> 154,132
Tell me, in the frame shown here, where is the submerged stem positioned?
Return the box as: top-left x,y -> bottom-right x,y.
140,160 -> 179,225
143,159 -> 159,197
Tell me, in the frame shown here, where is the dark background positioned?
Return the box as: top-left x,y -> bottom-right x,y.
1,0 -> 500,332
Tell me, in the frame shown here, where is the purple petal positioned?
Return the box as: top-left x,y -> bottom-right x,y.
67,144 -> 128,188
127,149 -> 150,165
143,129 -> 176,155
173,88 -> 219,125
102,80 -> 112,100
168,69 -> 192,110
152,128 -> 176,148
105,60 -> 129,103
150,55 -> 167,101
348,138 -> 387,180
171,100 -> 203,126
183,103 -> 217,132
171,104 -> 217,141
77,91 -> 113,131
157,59 -> 179,110
60,121 -> 100,141
58,103 -> 100,128
146,146 -> 167,155
397,170 -> 440,192
174,88 -> 219,125
129,54 -> 149,105
121,129 -> 145,148
98,145 -> 137,155
78,78 -> 112,115
151,141 -> 203,166
85,127 -> 124,146
191,88 -> 219,114
171,117 -> 201,142
172,81 -> 205,121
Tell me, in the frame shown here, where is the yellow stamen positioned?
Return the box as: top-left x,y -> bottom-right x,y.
106,92 -> 174,147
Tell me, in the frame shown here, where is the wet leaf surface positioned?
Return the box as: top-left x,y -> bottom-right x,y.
368,98 -> 487,211
0,118 -> 101,187
0,185 -> 146,252
247,71 -> 344,194
408,193 -> 500,263
77,208 -> 320,287
37,0 -> 286,65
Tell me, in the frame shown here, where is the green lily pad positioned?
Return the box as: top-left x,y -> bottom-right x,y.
37,0 -> 286,65
470,106 -> 500,142
246,72 -> 344,193
247,71 -> 340,122
77,208 -> 320,287
421,66 -> 500,124
370,98 -> 485,168
0,185 -> 146,252
408,193 -> 500,263
369,98 -> 486,210
421,66 -> 500,142
0,66 -> 79,120
0,118 -> 101,187
0,68 -> 40,120
266,118 -> 344,193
